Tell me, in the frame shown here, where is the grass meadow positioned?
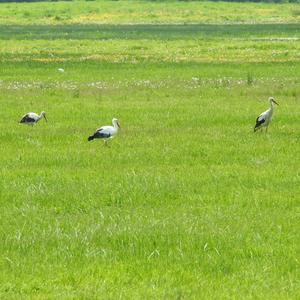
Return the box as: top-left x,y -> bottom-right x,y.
1,1 -> 300,299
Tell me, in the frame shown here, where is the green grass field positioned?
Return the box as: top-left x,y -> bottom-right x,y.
1,1 -> 300,299
1,0 -> 300,25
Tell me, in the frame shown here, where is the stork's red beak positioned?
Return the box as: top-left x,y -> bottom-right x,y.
44,115 -> 48,122
117,121 -> 121,128
272,100 -> 279,106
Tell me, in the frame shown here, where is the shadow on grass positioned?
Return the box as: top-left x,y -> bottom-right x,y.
0,23 -> 299,40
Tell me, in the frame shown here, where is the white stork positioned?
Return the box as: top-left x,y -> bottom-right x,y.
254,97 -> 279,132
88,118 -> 121,145
19,111 -> 47,126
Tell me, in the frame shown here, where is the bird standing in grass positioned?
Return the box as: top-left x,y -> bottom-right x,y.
88,118 -> 121,145
19,111 -> 47,126
254,97 -> 279,132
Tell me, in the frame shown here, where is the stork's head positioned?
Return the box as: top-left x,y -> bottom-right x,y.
112,117 -> 121,128
269,97 -> 279,106
41,111 -> 47,122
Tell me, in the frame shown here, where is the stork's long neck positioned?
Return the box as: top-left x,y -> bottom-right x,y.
269,100 -> 274,111
112,121 -> 119,130
38,112 -> 44,120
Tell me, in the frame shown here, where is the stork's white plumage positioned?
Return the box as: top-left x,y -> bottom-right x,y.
254,97 -> 279,132
88,118 -> 121,144
19,111 -> 47,126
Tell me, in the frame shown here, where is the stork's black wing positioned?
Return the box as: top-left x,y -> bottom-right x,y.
20,114 -> 35,123
93,128 -> 111,139
88,128 -> 111,141
254,115 -> 265,131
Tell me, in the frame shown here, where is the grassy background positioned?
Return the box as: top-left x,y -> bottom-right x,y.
0,1 -> 300,25
1,1 -> 300,299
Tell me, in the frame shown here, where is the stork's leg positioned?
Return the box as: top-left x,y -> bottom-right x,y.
265,126 -> 268,133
